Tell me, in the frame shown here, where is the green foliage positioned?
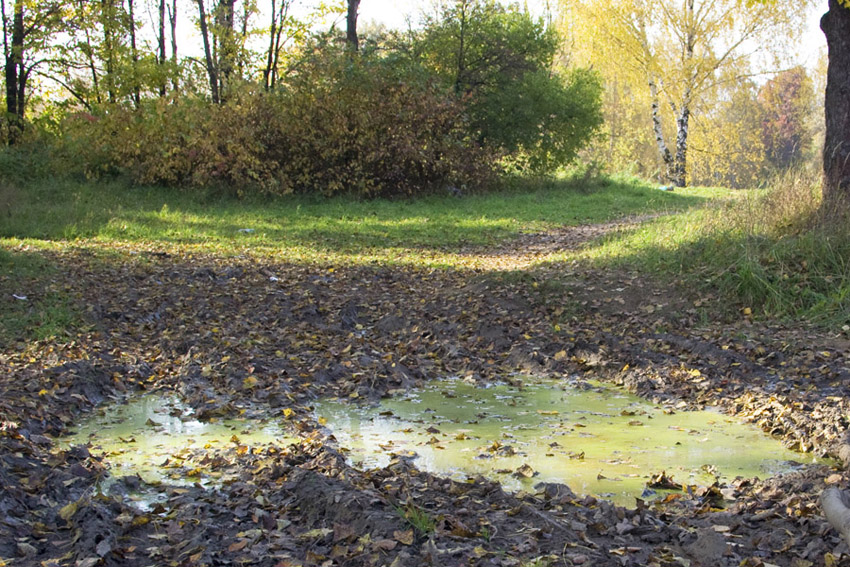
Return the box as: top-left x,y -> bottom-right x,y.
486,67 -> 603,172
416,0 -> 602,172
395,502 -> 435,536
576,170 -> 850,327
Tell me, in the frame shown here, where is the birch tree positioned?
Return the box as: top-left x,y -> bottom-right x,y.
562,0 -> 808,186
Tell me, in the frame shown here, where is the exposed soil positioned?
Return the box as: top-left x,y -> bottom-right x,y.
2,217 -> 850,566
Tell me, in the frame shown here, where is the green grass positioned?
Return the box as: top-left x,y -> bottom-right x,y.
1,175 -> 716,263
0,172 -> 723,343
560,170 -> 850,327
0,248 -> 82,343
395,502 -> 436,536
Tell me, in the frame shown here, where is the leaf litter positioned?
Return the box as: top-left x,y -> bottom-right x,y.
1,221 -> 850,566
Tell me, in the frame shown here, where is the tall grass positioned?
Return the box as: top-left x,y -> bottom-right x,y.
578,168 -> 850,326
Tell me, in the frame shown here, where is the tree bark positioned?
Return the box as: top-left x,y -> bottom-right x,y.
346,0 -> 360,52
263,0 -> 276,90
821,0 -> 850,212
101,0 -> 117,103
648,77 -> 674,183
196,0 -> 220,103
169,0 -> 178,91
673,102 -> 690,187
4,0 -> 23,144
127,0 -> 141,107
454,0 -> 468,94
216,0 -> 235,100
158,0 -> 167,96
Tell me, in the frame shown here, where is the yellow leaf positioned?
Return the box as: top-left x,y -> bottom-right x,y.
282,408 -> 295,419
393,530 -> 414,545
58,501 -> 78,521
242,376 -> 258,389
554,350 -> 567,361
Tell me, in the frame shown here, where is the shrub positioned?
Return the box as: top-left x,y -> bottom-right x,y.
59,51 -> 494,198
267,50 -> 495,197
415,0 -> 603,172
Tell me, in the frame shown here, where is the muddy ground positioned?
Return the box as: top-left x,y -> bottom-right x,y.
2,219 -> 850,566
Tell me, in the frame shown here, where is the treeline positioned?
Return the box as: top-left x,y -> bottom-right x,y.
563,1 -> 820,189
0,0 -> 603,197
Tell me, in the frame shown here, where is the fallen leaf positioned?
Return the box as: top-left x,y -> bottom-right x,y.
513,464 -> 535,478
228,539 -> 249,552
58,501 -> 78,521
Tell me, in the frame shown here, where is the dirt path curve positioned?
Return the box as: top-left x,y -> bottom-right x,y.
462,214 -> 662,271
2,215 -> 850,567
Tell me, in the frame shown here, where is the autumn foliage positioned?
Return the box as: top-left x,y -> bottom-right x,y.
60,52 -> 497,197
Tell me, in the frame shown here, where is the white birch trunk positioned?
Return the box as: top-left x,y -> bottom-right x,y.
649,77 -> 675,183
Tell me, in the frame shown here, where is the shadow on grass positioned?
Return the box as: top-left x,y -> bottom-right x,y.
1,176 -> 713,255
532,210 -> 850,327
0,247 -> 83,344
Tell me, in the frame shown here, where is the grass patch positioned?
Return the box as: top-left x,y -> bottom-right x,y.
1,175 -> 715,265
0,172 -> 725,341
0,248 -> 82,343
569,170 -> 850,327
395,502 -> 436,537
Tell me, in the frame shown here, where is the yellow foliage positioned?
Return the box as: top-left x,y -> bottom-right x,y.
558,0 -> 809,185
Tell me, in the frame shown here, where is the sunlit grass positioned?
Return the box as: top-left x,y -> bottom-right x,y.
1,175 -> 717,264
0,174 -> 722,342
553,171 -> 850,327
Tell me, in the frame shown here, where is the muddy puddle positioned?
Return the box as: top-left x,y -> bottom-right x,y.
59,393 -> 294,508
61,379 -> 823,509
317,378 -> 821,506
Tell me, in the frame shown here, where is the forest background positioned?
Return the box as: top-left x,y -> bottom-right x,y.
0,0 -> 829,195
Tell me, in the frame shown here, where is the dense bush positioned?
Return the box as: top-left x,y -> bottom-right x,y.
416,0 -> 603,172
60,52 -> 494,197
266,51 -> 496,197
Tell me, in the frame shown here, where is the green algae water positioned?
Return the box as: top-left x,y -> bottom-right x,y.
60,394 -> 292,506
316,378 -> 818,506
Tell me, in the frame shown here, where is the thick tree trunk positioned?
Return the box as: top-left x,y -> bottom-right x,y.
822,487 -> 850,545
346,0 -> 360,52
821,0 -> 850,212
